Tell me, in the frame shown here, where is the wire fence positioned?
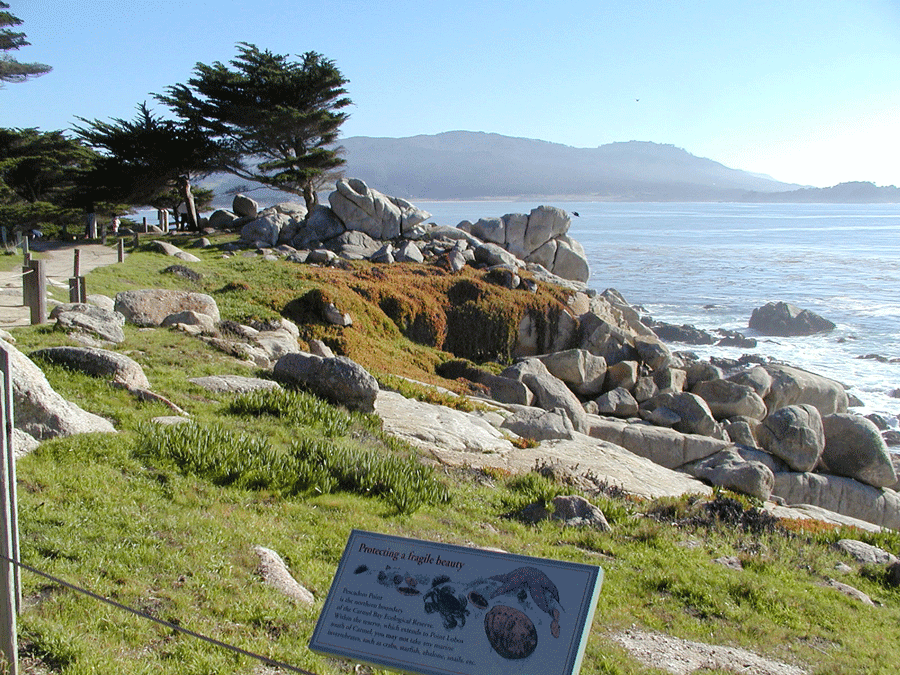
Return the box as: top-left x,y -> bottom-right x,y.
0,553 -> 322,675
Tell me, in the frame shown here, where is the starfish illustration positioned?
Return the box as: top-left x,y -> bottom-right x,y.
489,566 -> 560,616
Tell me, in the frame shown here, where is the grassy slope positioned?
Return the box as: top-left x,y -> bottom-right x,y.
7,236 -> 900,674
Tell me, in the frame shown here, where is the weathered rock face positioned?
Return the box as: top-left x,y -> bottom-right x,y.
273,352 -> 379,413
243,214 -> 288,248
329,178 -> 431,240
692,379 -> 767,421
728,365 -> 773,399
501,358 -> 588,433
587,416 -> 731,469
31,346 -> 150,390
115,289 -> 220,327
232,194 -> 259,219
681,446 -> 775,501
500,406 -> 575,441
820,414 -> 897,488
763,364 -> 848,416
749,301 -> 836,336
773,472 -> 900,531
4,340 -> 116,441
757,404 -> 824,472
593,387 -> 639,418
535,349 -> 607,397
641,392 -> 727,440
324,230 -> 381,260
293,204 -> 343,248
49,303 -> 125,343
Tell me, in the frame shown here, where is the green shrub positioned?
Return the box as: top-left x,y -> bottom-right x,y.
288,437 -> 451,514
133,421 -> 449,514
502,470 -> 568,514
227,387 -> 351,437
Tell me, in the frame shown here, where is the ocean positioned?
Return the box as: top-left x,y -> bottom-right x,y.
411,201 -> 900,424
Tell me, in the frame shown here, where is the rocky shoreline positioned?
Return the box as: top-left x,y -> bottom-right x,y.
5,178 -> 900,533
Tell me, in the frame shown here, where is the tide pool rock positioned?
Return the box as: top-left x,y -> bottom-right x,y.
749,301 -> 836,336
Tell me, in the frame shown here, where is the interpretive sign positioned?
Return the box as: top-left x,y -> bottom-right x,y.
310,530 -> 603,675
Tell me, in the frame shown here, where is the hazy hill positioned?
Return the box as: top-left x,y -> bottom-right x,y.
741,181 -> 900,203
202,131 -> 898,207
336,131 -> 799,201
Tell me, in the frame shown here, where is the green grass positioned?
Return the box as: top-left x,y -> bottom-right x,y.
8,234 -> 900,674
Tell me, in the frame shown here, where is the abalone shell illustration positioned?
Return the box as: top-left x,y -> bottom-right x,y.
484,604 -> 538,660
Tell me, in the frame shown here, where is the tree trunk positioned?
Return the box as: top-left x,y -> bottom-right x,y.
178,175 -> 200,231
303,184 -> 318,213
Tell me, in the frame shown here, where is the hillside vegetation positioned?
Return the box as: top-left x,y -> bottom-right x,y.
7,235 -> 900,674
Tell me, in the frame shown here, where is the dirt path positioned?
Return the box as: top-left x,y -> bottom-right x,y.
0,241 -> 122,328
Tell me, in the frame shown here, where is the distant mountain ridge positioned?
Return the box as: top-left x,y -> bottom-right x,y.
336,131 -> 800,201
201,131 -> 900,206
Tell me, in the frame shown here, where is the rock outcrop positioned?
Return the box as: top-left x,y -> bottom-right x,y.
274,352 -> 379,413
820,414 -> 897,488
115,289 -> 220,327
749,301 -> 836,336
31,346 -> 150,390
4,339 -> 116,442
49,303 -> 126,344
233,179 -> 591,285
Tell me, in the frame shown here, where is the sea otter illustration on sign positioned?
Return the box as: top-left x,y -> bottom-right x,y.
490,566 -> 563,640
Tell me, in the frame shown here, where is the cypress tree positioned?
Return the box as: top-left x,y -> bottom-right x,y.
159,43 -> 351,211
0,2 -> 50,85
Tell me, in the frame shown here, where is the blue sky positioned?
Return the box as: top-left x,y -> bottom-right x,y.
4,0 -> 899,188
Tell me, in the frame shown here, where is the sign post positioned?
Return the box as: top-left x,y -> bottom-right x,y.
311,530 -> 602,675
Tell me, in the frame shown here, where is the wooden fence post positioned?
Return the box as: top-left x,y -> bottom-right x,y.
0,343 -> 19,674
25,260 -> 46,325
